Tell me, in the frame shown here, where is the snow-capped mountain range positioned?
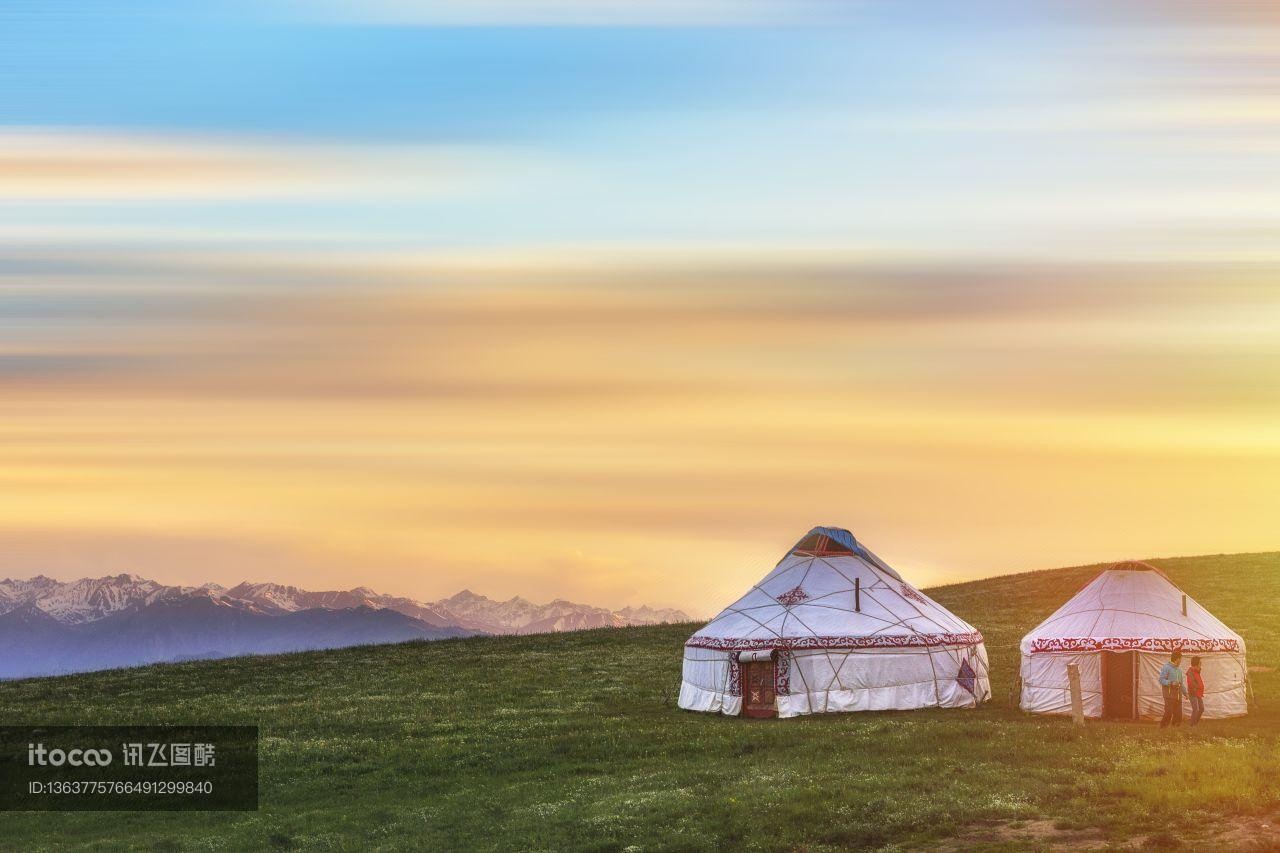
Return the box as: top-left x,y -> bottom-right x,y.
0,574 -> 690,680
0,575 -> 688,634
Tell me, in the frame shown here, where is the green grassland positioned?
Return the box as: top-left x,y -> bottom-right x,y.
2,553 -> 1277,851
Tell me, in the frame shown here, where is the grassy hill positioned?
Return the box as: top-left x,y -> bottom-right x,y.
2,553 -> 1277,851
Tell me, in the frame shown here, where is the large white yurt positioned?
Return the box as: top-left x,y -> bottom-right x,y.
1020,561 -> 1248,720
679,526 -> 990,719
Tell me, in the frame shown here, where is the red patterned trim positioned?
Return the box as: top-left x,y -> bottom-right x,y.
775,586 -> 809,605
775,650 -> 791,696
900,583 -> 928,604
1029,637 -> 1240,654
687,631 -> 984,651
727,655 -> 741,697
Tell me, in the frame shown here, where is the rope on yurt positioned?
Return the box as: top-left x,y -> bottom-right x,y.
856,557 -> 960,708
805,553 -> 913,708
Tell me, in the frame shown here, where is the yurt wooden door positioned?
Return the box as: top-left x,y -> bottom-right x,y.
741,660 -> 777,718
1102,651 -> 1137,719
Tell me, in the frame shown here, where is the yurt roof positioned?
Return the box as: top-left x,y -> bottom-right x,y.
686,526 -> 982,651
1020,561 -> 1244,655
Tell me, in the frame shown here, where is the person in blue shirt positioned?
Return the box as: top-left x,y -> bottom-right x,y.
1158,650 -> 1186,728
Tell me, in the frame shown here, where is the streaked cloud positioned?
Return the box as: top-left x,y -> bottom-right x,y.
2,252 -> 1278,609
0,129 -> 536,201
286,0 -> 837,26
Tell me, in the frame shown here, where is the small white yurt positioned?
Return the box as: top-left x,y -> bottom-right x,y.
679,526 -> 990,718
1020,561 -> 1248,720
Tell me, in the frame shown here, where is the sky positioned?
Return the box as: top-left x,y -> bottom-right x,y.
1,1 -> 1278,614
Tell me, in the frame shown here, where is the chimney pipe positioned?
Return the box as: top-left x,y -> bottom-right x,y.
855,577 -> 861,612
1181,594 -> 1187,616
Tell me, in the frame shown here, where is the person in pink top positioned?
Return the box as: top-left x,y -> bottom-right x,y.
1186,656 -> 1206,726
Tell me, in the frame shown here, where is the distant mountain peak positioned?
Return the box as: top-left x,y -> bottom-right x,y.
425,589 -> 688,636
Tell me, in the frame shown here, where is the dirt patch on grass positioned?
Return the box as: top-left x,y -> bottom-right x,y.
928,819 -> 1109,851
933,810 -> 1280,852
1201,810 -> 1280,850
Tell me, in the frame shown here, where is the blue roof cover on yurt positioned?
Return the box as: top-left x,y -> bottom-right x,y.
782,526 -> 903,581
788,526 -> 866,558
